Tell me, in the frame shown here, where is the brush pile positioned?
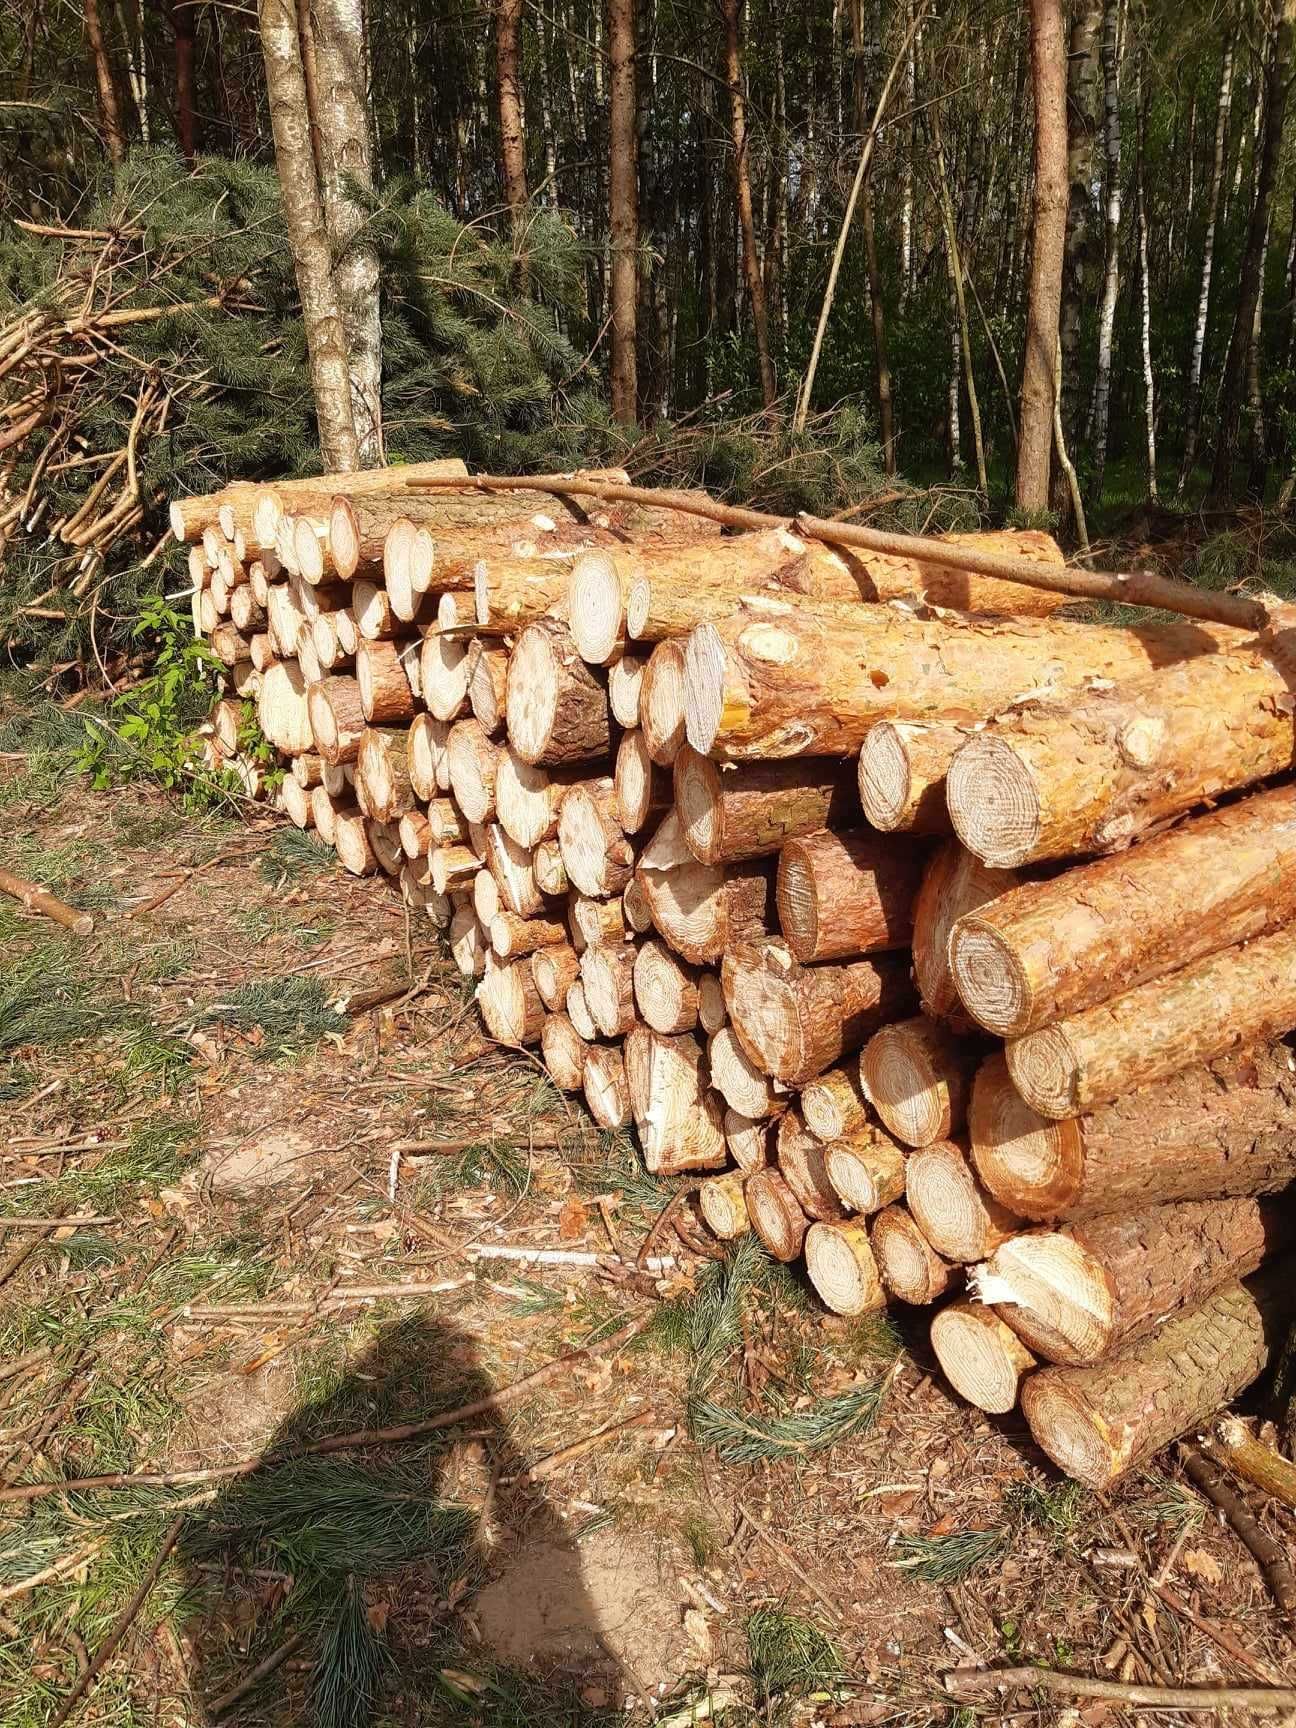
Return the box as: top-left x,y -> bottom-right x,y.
174,460 -> 1296,1491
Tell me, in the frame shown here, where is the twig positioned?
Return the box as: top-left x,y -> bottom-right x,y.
507,1407 -> 658,1484
45,1515 -> 185,1728
1181,1443 -> 1296,1616
470,1244 -> 676,1271
637,1185 -> 692,1270
942,1667 -> 1296,1711
207,1631 -> 308,1718
0,1539 -> 105,1603
736,1504 -> 847,1626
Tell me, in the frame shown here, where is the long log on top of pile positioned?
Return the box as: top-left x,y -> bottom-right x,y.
404,471 -> 1273,632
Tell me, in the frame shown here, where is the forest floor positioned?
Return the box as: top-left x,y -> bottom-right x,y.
2,737 -> 1295,1728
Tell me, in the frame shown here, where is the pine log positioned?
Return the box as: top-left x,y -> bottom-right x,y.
776,827 -> 923,962
905,1139 -> 1019,1263
426,797 -> 465,844
857,720 -> 969,835
707,1026 -> 785,1120
609,653 -> 646,728
639,641 -> 689,767
478,958 -> 546,1046
266,585 -> 306,658
328,476 -> 593,579
535,840 -> 569,897
912,842 -> 1021,1033
1213,1414 -> 1296,1513
579,942 -> 637,1037
446,719 -> 501,823
450,903 -> 487,977
860,1015 -> 978,1148
230,586 -> 267,634
490,911 -> 568,960
409,714 -> 450,798
947,641 -> 1296,868
540,1012 -> 590,1092
722,938 -> 914,1087
370,820 -> 404,876
532,942 -> 580,1012
699,1172 -> 752,1239
430,844 -> 481,896
401,864 -> 450,926
420,629 -> 471,722
355,578 -> 435,640
635,811 -> 773,965
930,1301 -> 1035,1414
583,1044 -> 632,1130
291,751 -> 325,789
334,807 -> 379,876
976,1197 -> 1287,1367
357,640 -> 416,724
776,1110 -> 847,1221
380,519 -> 437,619
871,1206 -> 959,1306
467,640 -> 510,735
355,727 -> 414,823
398,810 -> 431,859
280,775 -> 314,829
257,660 -> 313,754
614,729 -> 668,834
484,823 -> 544,917
473,869 -> 501,926
565,979 -> 598,1042
682,598 -> 1238,759
633,939 -> 700,1034
568,892 -> 625,949
211,698 -> 242,755
950,782 -> 1296,1038
697,973 -> 728,1034
1021,1266 -> 1294,1489
822,1125 -> 907,1214
210,622 -> 250,668
558,779 -> 635,896
170,458 -> 469,549
744,1168 -> 809,1261
0,869 -> 93,936
249,633 -> 276,672
806,1221 -> 886,1316
494,750 -> 585,849
725,1109 -> 771,1170
1008,924 -> 1296,1119
310,785 -> 339,842
800,1065 -> 870,1141
674,749 -> 857,864
623,1025 -> 727,1173
506,617 -> 610,765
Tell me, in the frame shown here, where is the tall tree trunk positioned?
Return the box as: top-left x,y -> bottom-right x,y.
114,0 -> 149,141
495,0 -> 528,252
1245,203 -> 1274,497
849,0 -> 893,468
1053,0 -> 1101,520
933,107 -> 987,497
84,0 -> 126,164
1016,0 -> 1068,512
309,0 -> 383,463
536,8 -> 559,202
721,0 -> 777,409
1135,58 -> 1158,501
1178,42 -> 1233,494
1211,5 -> 1294,503
899,5 -> 915,306
607,0 -> 639,423
1088,0 -> 1121,500
169,0 -> 197,160
258,0 -> 359,471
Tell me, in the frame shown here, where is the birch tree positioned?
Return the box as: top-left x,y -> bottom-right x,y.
1177,42 -> 1233,493
1088,0 -> 1121,499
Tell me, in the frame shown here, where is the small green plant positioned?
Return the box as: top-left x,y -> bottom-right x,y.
690,1381 -> 888,1465
746,1608 -> 842,1710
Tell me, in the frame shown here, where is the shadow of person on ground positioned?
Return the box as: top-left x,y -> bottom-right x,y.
177,1312 -> 628,1725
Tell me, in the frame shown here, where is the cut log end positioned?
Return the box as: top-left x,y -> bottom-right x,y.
870,1206 -> 957,1305
968,1055 -> 1081,1219
905,1138 -> 1019,1263
860,1017 -> 972,1148
857,723 -> 914,831
699,1172 -> 751,1240
947,735 -> 1041,868
744,1168 -> 807,1262
583,1044 -> 631,1130
568,551 -> 624,665
641,641 -> 688,766
673,747 -> 722,861
805,1221 -> 885,1316
948,918 -> 1031,1037
1005,1026 -> 1082,1120
1018,1376 -> 1116,1489
973,1233 -> 1114,1366
930,1301 -> 1036,1415
822,1132 -> 906,1215
682,622 -> 727,755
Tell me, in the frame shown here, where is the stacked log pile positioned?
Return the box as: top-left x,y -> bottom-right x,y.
175,463 -> 1296,1491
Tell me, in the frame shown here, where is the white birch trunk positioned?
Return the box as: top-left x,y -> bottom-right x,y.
1088,0 -> 1121,498
1177,42 -> 1232,494
1135,61 -> 1157,501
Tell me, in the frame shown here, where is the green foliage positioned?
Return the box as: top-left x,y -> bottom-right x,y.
1184,525 -> 1296,602
315,1577 -> 391,1728
260,824 -> 339,883
201,975 -> 348,1056
891,1524 -> 1012,1584
689,1382 -> 888,1465
745,1608 -> 842,1710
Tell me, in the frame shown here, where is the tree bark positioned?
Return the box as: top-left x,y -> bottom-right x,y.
720,0 -> 776,409
85,0 -> 126,164
910,840 -> 1019,1033
1016,0 -> 1068,511
675,749 -> 857,865
1088,0 -> 1121,499
1177,41 -> 1232,494
607,0 -> 639,422
505,617 -> 610,765
1134,58 -> 1158,500
495,0 -> 529,256
168,0 -> 197,159
1054,0 -> 1101,517
258,0 -> 359,471
775,827 -> 922,962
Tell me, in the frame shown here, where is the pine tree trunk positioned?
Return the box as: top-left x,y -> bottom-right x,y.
1016,0 -> 1068,511
1177,42 -> 1232,494
850,0 -> 893,468
495,0 -> 529,251
721,0 -> 777,410
1054,0 -> 1101,519
607,0 -> 639,422
1088,0 -> 1121,499
168,0 -> 197,160
258,0 -> 359,472
933,108 -> 987,497
1211,5 -> 1294,502
84,0 -> 127,163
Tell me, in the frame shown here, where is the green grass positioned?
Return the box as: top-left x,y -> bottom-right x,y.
259,824 -> 338,883
746,1608 -> 841,1710
0,1112 -> 197,1222
199,974 -> 348,1056
690,1382 -> 889,1465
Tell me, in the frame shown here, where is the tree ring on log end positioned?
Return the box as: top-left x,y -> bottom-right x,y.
969,1056 -> 1084,1218
974,1233 -> 1113,1365
569,551 -> 623,665
805,1222 -> 883,1315
1019,1377 -> 1113,1489
683,623 -> 727,754
930,1303 -> 1032,1415
947,735 -> 1042,867
857,723 -> 912,830
674,747 -> 723,862
949,918 -> 1032,1036
1006,1026 -> 1081,1119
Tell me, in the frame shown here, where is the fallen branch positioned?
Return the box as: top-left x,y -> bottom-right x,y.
942,1667 -> 1296,1712
507,1406 -> 658,1484
1210,1416 -> 1296,1515
0,867 -> 93,936
1181,1443 -> 1296,1617
207,1630 -> 308,1719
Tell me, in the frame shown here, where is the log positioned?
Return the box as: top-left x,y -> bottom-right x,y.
256,659 -> 313,754
699,1172 -> 751,1239
682,597 -> 1237,759
565,980 -> 598,1042
946,641 -> 1296,868
579,942 -> 637,1038
355,727 -> 413,823
1007,923 -> 1296,1120
357,640 -> 416,724
744,1169 -> 809,1262
329,477 -> 589,580
1213,1415 -> 1296,1513
975,1197 -> 1286,1366
310,785 -> 339,842
541,1012 -> 590,1092
639,640 -> 689,767
707,1025 -> 785,1120
430,844 -> 481,896
494,750 -> 585,850
568,892 -> 625,949
583,1044 -> 631,1131
558,780 -> 635,897
467,640 -> 510,735
776,827 -> 923,962
532,942 -> 581,1012
409,714 -> 450,798
930,1301 -> 1035,1414
857,720 -> 969,834
446,719 -> 501,823
949,782 -> 1296,1037
449,903 -> 487,977
401,864 -> 450,926
380,519 -> 437,619
420,629 -> 471,722
722,938 -> 914,1087
484,824 -> 544,918
210,622 -> 250,668
822,1125 -> 907,1215
776,1110 -> 847,1221
905,1139 -> 1020,1263
369,820 -> 404,876
426,797 -> 466,845
859,1015 -> 978,1148
1021,1267 -> 1293,1489
535,840 -> 569,897
334,807 -> 379,876
912,842 -> 1020,1033
0,868 -> 93,936
968,1046 -> 1296,1221
478,959 -> 546,1045
506,618 -> 610,765
170,458 -> 469,548
280,775 -> 314,829
490,910 -> 568,960
355,577 -> 434,640
609,653 -> 645,728
291,751 -> 325,789
697,972 -> 728,1034
674,749 -> 857,864
633,939 -> 700,1034
398,810 -> 431,860
635,811 -> 773,966
614,729 -> 668,834
800,1065 -> 870,1142
871,1206 -> 959,1306
805,1221 -> 886,1316
725,1108 -> 771,1170
623,1026 -> 727,1173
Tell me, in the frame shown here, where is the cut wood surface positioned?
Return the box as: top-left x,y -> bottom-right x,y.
478,958 -> 546,1045
1007,922 -> 1296,1118
950,782 -> 1296,1037
822,1125 -> 907,1214
540,1011 -> 590,1091
905,1138 -> 1020,1263
860,1015 -> 978,1147
699,1172 -> 751,1239
805,1221 -> 886,1315
583,1043 -> 631,1130
531,942 -> 580,1012
776,827 -> 923,962
494,749 -> 584,849
635,811 -> 773,965
776,1109 -> 847,1221
0,869 -> 93,936
257,659 -> 312,754
357,639 -> 416,724
744,1167 -> 808,1261
870,1205 -> 958,1305
911,842 -> 1020,1032
977,1197 -> 1285,1366
947,641 -> 1296,868
857,720 -> 969,834
682,596 -> 1239,759
614,729 -> 667,834
506,617 -> 610,765
800,1065 -> 870,1141
930,1300 -> 1035,1414
623,1025 -> 726,1173
640,640 -> 689,766
558,779 -> 634,896
1021,1267 -> 1293,1489
632,939 -> 700,1033
579,941 -> 637,1038
707,1025 -> 785,1120
674,749 -> 857,864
